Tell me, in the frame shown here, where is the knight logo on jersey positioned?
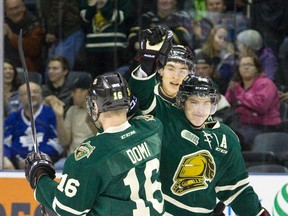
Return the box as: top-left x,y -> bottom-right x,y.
171,150 -> 216,196
74,141 -> 96,161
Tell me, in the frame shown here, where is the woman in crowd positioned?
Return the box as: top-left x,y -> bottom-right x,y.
237,29 -> 278,80
3,59 -> 21,118
195,24 -> 235,94
225,53 -> 281,149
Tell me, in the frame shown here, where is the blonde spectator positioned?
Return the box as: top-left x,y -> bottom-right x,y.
192,0 -> 248,49
196,24 -> 235,94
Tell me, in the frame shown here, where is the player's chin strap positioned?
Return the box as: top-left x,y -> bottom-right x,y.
92,120 -> 102,131
18,29 -> 47,216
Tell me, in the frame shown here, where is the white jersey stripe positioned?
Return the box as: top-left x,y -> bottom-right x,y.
223,184 -> 249,205
142,96 -> 157,115
163,194 -> 214,214
52,197 -> 90,215
215,178 -> 250,192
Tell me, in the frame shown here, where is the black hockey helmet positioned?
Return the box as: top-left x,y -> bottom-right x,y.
167,45 -> 196,73
86,72 -> 130,122
176,75 -> 217,114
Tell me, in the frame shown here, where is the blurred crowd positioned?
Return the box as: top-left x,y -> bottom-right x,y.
3,0 -> 288,170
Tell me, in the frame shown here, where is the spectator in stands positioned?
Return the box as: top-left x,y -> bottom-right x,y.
3,82 -> 63,170
195,51 -> 220,85
249,0 -> 288,55
183,0 -> 206,22
237,29 -> 278,80
225,53 -> 281,149
42,56 -> 74,112
40,0 -> 85,70
3,59 -> 22,118
129,0 -> 193,48
52,74 -> 96,169
78,0 -> 131,78
4,0 -> 45,72
127,0 -> 194,74
276,34 -> 288,88
192,0 -> 248,49
196,24 -> 235,94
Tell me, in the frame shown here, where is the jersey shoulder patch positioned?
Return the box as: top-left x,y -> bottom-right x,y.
74,141 -> 96,161
133,114 -> 156,121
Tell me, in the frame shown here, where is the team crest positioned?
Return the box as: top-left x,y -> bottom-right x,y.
171,150 -> 216,196
74,141 -> 95,161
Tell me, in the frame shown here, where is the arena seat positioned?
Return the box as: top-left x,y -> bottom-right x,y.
247,164 -> 288,173
242,151 -> 281,168
252,132 -> 288,164
17,67 -> 43,85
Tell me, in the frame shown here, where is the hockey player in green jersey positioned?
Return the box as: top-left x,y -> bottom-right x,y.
129,27 -> 270,215
148,44 -> 195,104
24,72 -> 166,215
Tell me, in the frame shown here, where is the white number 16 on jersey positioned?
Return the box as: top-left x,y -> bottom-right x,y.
123,158 -> 164,215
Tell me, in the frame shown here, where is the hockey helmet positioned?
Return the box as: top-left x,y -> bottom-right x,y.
86,72 -> 130,122
167,45 -> 196,73
176,75 -> 217,115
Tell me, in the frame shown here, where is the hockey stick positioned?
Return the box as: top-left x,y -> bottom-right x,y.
18,29 -> 47,216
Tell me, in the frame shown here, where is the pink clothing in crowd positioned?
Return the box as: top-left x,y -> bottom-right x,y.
225,74 -> 281,126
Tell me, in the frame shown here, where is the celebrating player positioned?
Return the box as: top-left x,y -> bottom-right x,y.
136,41 -> 195,104
24,72 -> 166,215
129,27 -> 270,215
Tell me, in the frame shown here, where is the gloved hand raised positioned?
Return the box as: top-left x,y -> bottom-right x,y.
25,152 -> 56,189
137,27 -> 173,75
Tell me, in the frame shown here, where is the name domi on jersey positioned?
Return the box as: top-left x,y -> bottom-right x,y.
73,115 -> 161,171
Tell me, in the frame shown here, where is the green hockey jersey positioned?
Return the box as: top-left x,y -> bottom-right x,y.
35,116 -> 165,216
129,72 -> 263,216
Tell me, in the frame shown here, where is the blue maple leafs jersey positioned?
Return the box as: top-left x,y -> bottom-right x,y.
129,72 -> 263,216
35,116 -> 165,216
4,104 -> 63,162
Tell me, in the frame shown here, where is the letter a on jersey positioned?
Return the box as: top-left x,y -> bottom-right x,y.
74,141 -> 96,161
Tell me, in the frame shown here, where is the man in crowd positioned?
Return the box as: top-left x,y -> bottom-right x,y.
4,0 -> 44,72
4,82 -> 63,169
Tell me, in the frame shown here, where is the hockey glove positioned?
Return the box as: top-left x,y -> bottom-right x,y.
25,152 -> 55,189
137,26 -> 173,75
260,208 -> 271,216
